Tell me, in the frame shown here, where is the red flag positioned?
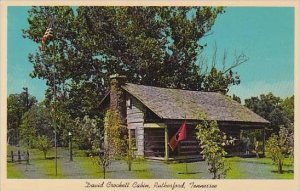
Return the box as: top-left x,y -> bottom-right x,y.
168,122 -> 187,151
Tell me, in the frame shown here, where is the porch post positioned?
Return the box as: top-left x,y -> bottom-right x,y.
262,127 -> 266,157
164,126 -> 169,161
128,129 -> 132,171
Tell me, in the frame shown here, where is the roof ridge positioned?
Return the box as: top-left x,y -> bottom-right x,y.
124,82 -> 220,94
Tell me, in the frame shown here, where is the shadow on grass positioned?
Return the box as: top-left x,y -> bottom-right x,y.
45,157 -> 56,160
271,170 -> 294,174
178,171 -> 202,175
107,169 -> 138,173
131,169 -> 147,172
34,156 -> 61,161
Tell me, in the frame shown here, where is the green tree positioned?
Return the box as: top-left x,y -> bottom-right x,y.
19,112 -> 37,149
7,92 -> 37,145
35,135 -> 52,159
281,95 -> 294,123
27,102 -> 53,137
23,6 -> 244,120
244,93 -> 291,135
195,112 -> 229,179
74,115 -> 102,150
232,94 -> 241,103
265,127 -> 293,174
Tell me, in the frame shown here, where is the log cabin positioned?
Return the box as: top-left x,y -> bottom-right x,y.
100,74 -> 269,161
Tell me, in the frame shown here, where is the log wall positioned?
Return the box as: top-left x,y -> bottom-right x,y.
126,95 -> 145,156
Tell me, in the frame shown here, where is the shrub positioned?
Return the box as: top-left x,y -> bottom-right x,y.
35,135 -> 52,159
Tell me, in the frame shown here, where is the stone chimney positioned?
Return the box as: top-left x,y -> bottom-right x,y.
109,74 -> 127,126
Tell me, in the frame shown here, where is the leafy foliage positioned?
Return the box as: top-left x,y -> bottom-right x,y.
35,135 -> 52,159
19,112 -> 37,149
232,94 -> 241,103
26,102 -> 52,138
74,115 -> 102,150
244,93 -> 293,135
195,112 -> 229,179
7,92 -> 37,145
104,109 -> 126,158
281,95 -> 294,123
22,6 -> 245,120
266,126 -> 293,174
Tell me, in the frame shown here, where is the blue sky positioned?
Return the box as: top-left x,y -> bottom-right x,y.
7,6 -> 294,102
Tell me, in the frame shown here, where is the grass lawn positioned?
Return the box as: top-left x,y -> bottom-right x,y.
168,162 -> 200,179
29,148 -> 64,178
7,146 -> 294,179
130,159 -> 153,179
75,156 -> 103,178
226,157 -> 293,179
7,163 -> 24,178
226,157 -> 245,179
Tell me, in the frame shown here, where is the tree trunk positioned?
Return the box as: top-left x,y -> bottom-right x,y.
213,167 -> 217,179
7,136 -> 10,145
278,160 -> 283,174
103,166 -> 106,179
44,151 -> 47,159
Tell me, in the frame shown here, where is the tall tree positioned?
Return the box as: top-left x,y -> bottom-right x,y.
19,102 -> 53,148
244,93 -> 292,134
23,6 -> 244,120
281,95 -> 294,124
7,92 -> 37,145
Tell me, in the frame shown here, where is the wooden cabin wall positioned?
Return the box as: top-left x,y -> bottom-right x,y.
170,125 -> 201,158
126,95 -> 145,156
144,125 -> 201,159
144,128 -> 165,157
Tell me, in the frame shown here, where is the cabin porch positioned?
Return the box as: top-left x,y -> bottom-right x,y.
142,122 -> 266,162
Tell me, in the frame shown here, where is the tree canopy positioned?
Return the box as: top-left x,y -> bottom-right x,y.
23,6 -> 245,119
7,92 -> 37,145
244,93 -> 293,134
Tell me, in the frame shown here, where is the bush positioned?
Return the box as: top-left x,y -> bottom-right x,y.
35,135 -> 52,159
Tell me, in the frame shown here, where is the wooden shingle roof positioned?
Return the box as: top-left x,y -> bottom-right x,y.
122,83 -> 269,124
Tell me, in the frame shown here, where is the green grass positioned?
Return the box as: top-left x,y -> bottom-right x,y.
76,156 -> 103,178
7,146 -> 294,179
130,159 -> 153,179
34,158 -> 64,178
225,157 -> 293,179
168,162 -> 200,179
226,157 -> 246,179
7,163 -> 23,178
272,170 -> 294,179
29,148 -> 64,178
77,156 -> 154,179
